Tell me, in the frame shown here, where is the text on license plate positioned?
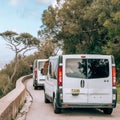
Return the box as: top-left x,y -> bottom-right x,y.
71,89 -> 80,95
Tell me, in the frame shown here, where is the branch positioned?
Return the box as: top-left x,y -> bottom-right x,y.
17,45 -> 29,53
82,28 -> 100,33
22,47 -> 36,57
6,43 -> 16,51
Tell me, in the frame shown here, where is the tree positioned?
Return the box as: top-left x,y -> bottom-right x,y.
0,31 -> 40,83
39,0 -> 98,54
37,38 -> 58,58
39,0 -> 120,55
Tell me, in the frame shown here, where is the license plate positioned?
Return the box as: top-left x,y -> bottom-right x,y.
71,89 -> 80,95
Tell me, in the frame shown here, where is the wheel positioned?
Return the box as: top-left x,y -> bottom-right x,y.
34,86 -> 38,90
44,92 -> 50,103
103,108 -> 113,115
53,97 -> 61,114
33,80 -> 38,90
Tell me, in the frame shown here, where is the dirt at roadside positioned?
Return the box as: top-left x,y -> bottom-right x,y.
15,92 -> 32,120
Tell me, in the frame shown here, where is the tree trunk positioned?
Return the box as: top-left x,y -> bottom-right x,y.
10,53 -> 19,84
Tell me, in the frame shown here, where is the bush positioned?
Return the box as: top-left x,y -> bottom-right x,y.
117,68 -> 120,84
0,73 -> 13,98
117,85 -> 120,104
0,58 -> 32,97
12,60 -> 31,82
0,51 -> 48,98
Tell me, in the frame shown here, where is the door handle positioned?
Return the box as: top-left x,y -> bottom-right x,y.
80,80 -> 85,88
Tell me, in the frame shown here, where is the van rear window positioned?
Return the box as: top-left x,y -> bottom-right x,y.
38,61 -> 46,70
66,58 -> 109,79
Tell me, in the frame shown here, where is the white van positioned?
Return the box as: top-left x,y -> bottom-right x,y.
44,54 -> 117,114
33,59 -> 48,89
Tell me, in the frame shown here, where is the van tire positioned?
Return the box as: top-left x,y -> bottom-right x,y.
53,97 -> 61,114
34,86 -> 38,90
103,108 -> 113,114
44,92 -> 50,103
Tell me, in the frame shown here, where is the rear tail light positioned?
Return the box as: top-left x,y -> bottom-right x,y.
58,66 -> 62,86
112,66 -> 116,86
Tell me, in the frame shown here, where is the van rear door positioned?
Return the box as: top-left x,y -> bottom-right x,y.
37,59 -> 48,84
62,55 -> 88,104
87,55 -> 112,104
62,55 -> 112,104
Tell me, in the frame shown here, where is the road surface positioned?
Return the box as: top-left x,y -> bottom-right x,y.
25,78 -> 120,120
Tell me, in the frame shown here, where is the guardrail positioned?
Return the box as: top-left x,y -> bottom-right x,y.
0,74 -> 32,120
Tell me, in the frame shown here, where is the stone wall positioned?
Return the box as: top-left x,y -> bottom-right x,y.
0,74 -> 32,120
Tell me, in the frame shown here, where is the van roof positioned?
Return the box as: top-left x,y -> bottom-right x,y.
50,54 -> 113,58
35,59 -> 48,62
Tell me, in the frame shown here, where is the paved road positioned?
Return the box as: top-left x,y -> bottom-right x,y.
25,78 -> 120,120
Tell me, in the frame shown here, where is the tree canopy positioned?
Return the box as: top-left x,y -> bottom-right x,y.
38,0 -> 120,64
0,31 -> 40,82
0,31 -> 40,55
40,0 -> 120,53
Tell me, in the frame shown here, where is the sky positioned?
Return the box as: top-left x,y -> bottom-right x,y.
0,0 -> 56,68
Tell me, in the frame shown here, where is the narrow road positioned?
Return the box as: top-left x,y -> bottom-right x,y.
25,78 -> 120,120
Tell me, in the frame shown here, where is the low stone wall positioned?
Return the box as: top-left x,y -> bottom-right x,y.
0,74 -> 32,120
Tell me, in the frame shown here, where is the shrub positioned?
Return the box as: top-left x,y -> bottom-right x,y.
0,73 -> 13,97
0,58 -> 31,97
0,51 -> 48,97
117,68 -> 120,84
12,60 -> 31,82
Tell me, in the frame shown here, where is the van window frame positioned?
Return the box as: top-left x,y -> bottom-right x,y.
65,58 -> 110,79
49,61 -> 57,79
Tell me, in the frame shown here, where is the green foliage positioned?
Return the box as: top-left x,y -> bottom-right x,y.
117,85 -> 120,104
0,57 -> 32,97
0,73 -> 13,97
0,39 -> 55,97
38,39 -> 57,57
46,0 -> 117,48
0,31 -> 40,82
117,68 -> 120,84
12,60 -> 31,82
39,0 -> 106,54
0,31 -> 40,49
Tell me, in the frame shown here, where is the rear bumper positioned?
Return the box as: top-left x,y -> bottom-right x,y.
56,89 -> 117,109
59,103 -> 116,109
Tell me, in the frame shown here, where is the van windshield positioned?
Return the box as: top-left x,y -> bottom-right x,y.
66,58 -> 109,79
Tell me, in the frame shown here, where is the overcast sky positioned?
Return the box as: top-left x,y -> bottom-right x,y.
0,0 -> 56,68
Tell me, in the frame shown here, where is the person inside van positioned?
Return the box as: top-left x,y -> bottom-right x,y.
43,61 -> 49,75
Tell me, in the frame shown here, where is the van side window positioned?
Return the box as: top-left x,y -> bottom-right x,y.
66,58 -> 109,79
43,61 -> 49,75
49,61 -> 57,79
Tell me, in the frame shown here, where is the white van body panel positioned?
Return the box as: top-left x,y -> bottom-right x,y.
44,54 -> 117,114
45,56 -> 58,97
45,78 -> 57,98
33,59 -> 48,88
62,55 -> 112,104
